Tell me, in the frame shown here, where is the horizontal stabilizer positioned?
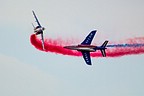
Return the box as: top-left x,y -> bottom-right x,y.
101,49 -> 106,57
101,40 -> 108,47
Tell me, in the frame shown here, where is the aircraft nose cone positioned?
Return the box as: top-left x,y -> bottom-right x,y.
63,46 -> 74,49
63,46 -> 70,49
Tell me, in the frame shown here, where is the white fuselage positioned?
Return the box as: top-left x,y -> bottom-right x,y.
64,45 -> 96,52
76,47 -> 95,52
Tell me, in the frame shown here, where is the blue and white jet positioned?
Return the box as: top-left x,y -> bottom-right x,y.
32,11 -> 45,50
64,30 -> 108,65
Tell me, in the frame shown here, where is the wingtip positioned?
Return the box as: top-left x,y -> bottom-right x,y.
91,30 -> 97,34
86,61 -> 92,65
92,29 -> 97,32
90,30 -> 97,35
86,63 -> 92,65
32,10 -> 35,14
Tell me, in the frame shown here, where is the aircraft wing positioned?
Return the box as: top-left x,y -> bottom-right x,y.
32,11 -> 41,27
41,32 -> 45,50
81,30 -> 97,45
81,51 -> 92,65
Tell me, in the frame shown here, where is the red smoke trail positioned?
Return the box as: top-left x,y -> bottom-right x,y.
30,34 -> 144,57
30,34 -> 81,56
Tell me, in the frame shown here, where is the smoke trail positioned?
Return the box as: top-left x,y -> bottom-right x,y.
107,44 -> 144,47
30,34 -> 81,56
30,34 -> 144,57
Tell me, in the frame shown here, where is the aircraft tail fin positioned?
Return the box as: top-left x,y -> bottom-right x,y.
100,40 -> 108,57
32,23 -> 35,29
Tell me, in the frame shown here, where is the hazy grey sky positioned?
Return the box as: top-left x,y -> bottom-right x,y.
0,0 -> 144,96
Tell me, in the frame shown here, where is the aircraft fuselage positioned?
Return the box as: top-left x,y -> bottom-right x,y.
64,44 -> 107,52
34,26 -> 45,35
64,45 -> 96,52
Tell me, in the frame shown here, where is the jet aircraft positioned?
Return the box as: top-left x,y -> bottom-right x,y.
32,11 -> 45,50
64,30 -> 108,65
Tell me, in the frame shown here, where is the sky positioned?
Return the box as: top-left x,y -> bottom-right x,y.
0,0 -> 144,96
